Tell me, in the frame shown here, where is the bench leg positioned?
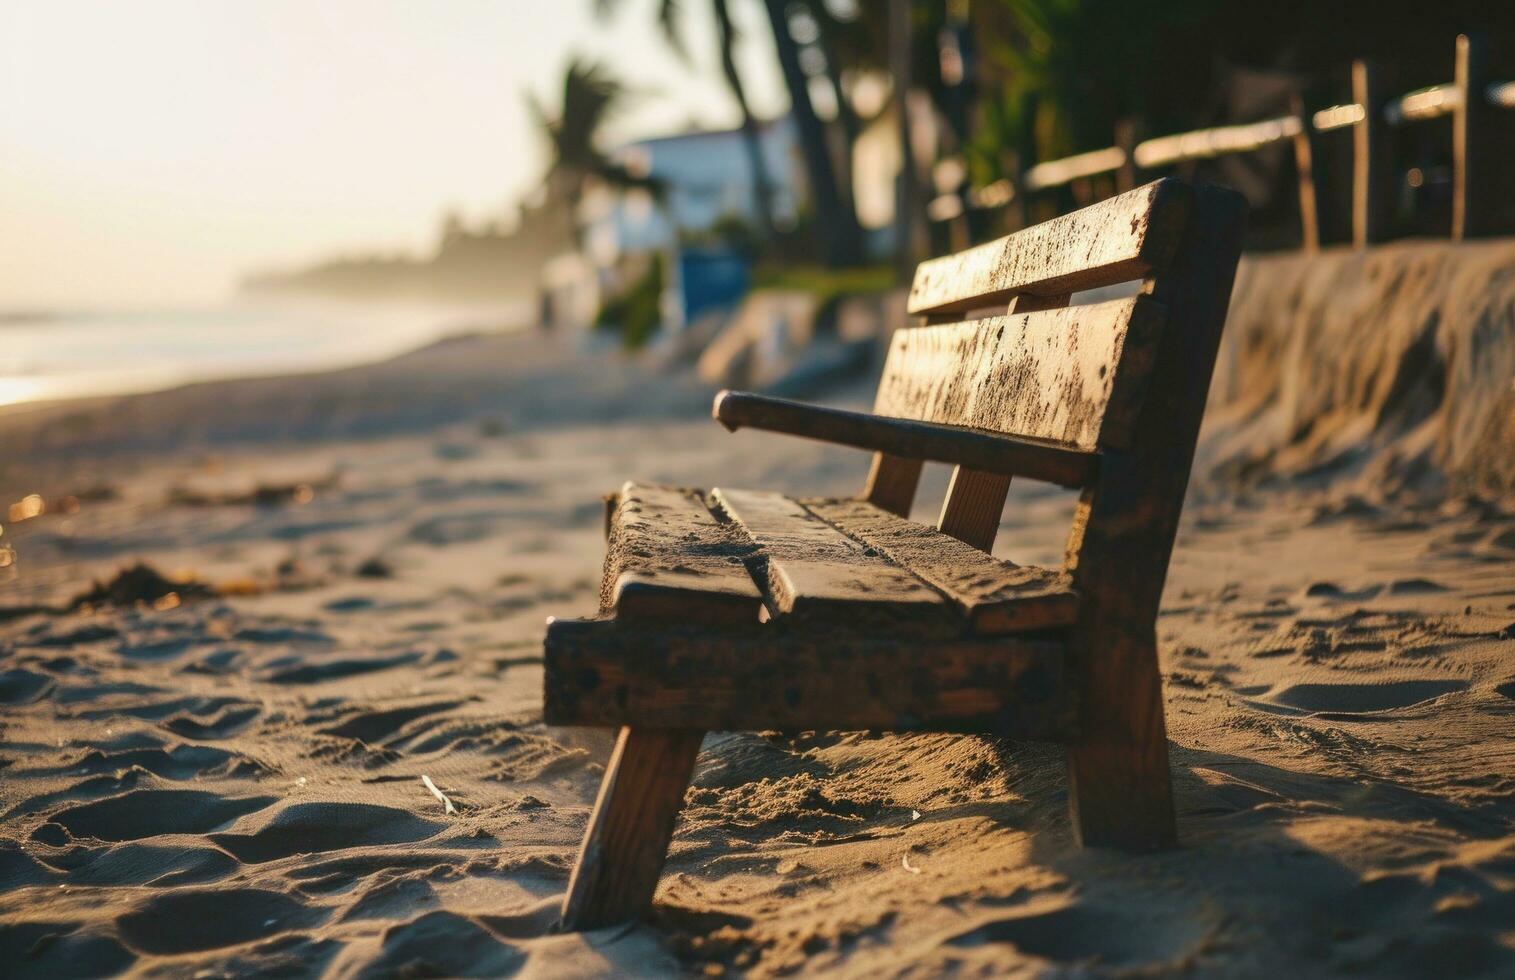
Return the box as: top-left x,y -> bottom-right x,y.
1064,632 -> 1176,850
560,726 -> 703,930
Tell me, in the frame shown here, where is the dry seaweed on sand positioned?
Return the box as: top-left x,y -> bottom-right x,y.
70,562 -> 215,610
167,471 -> 341,508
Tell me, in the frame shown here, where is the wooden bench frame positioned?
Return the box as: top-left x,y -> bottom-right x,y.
544,178 -> 1248,930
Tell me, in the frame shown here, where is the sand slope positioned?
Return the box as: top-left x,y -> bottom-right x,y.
1206,240 -> 1515,494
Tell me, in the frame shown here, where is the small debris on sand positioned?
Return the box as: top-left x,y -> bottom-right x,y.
168,472 -> 338,508
70,562 -> 213,610
355,557 -> 394,579
422,774 -> 457,815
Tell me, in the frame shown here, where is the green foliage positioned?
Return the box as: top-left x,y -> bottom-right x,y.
596,253 -> 666,350
751,263 -> 894,306
680,212 -> 762,255
966,0 -> 1218,174
961,0 -> 1497,185
529,59 -> 664,204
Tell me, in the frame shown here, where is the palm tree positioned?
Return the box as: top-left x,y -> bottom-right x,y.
594,0 -> 778,241
592,0 -> 874,265
760,0 -> 863,265
529,58 -> 660,243
709,0 -> 779,240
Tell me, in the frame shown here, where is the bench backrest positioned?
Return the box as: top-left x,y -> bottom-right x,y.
870,177 -> 1247,625
876,179 -> 1189,452
873,297 -> 1165,452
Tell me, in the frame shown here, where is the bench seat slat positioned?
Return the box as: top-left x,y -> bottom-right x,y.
875,295 -> 1165,451
544,617 -> 1075,738
907,177 -> 1190,315
802,497 -> 1080,634
711,487 -> 955,631
602,482 -> 764,625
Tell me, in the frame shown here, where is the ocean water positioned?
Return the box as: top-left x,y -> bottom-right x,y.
0,298 -> 531,408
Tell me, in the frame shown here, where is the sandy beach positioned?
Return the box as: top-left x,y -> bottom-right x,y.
9,2 -> 1515,974
1,253 -> 1513,976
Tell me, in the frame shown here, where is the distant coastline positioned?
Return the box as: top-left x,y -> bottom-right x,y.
0,298 -> 532,411
241,198 -> 571,306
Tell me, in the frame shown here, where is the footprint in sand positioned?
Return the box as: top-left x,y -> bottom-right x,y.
53,840 -> 240,889
26,743 -> 253,782
315,700 -> 468,745
415,476 -> 527,503
0,839 -> 64,890
1387,577 -> 1449,595
262,650 -> 423,685
944,901 -> 1208,968
1244,679 -> 1468,718
0,668 -> 55,704
22,622 -> 120,649
406,512 -> 503,547
354,910 -> 524,978
209,801 -> 444,863
233,625 -> 334,646
0,921 -> 133,979
115,888 -> 327,955
74,693 -> 248,723
42,789 -> 276,842
1304,581 -> 1383,602
163,703 -> 262,739
339,876 -> 440,922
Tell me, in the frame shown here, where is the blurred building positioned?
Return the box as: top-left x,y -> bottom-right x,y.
581,117 -> 804,264
542,117 -> 807,334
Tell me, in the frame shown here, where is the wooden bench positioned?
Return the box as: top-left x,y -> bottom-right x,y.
543,178 -> 1247,930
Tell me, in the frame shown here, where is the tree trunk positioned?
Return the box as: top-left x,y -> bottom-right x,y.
761,0 -> 863,266
891,0 -> 921,280
712,0 -> 778,241
815,18 -> 859,203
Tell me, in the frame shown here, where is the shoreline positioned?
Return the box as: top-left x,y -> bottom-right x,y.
0,325 -> 723,503
0,294 -> 536,416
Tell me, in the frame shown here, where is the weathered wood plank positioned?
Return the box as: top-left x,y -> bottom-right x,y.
804,496 -> 1079,634
714,391 -> 1097,487
930,296 -> 1071,554
601,482 -> 763,625
544,617 -> 1075,738
907,179 -> 1190,315
862,452 -> 923,517
1352,60 -> 1395,248
1452,34 -> 1495,240
874,296 -> 1166,451
560,726 -> 703,929
935,468 -> 1011,552
711,487 -> 953,629
1063,183 -> 1247,850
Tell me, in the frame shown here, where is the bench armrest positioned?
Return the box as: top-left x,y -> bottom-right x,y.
712,390 -> 1096,488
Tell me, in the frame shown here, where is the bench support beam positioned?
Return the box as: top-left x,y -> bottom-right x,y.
1063,183 -> 1247,849
560,727 -> 703,930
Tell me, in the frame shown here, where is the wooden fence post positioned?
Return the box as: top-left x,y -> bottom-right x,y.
1114,118 -> 1140,193
1352,59 -> 1395,247
1289,94 -> 1320,252
1452,34 -> 1494,240
891,0 -> 919,279
1009,92 -> 1039,231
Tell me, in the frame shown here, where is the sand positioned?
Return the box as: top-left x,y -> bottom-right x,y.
1,271 -> 1513,976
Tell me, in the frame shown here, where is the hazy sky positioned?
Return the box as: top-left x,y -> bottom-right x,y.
0,0 -> 787,309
